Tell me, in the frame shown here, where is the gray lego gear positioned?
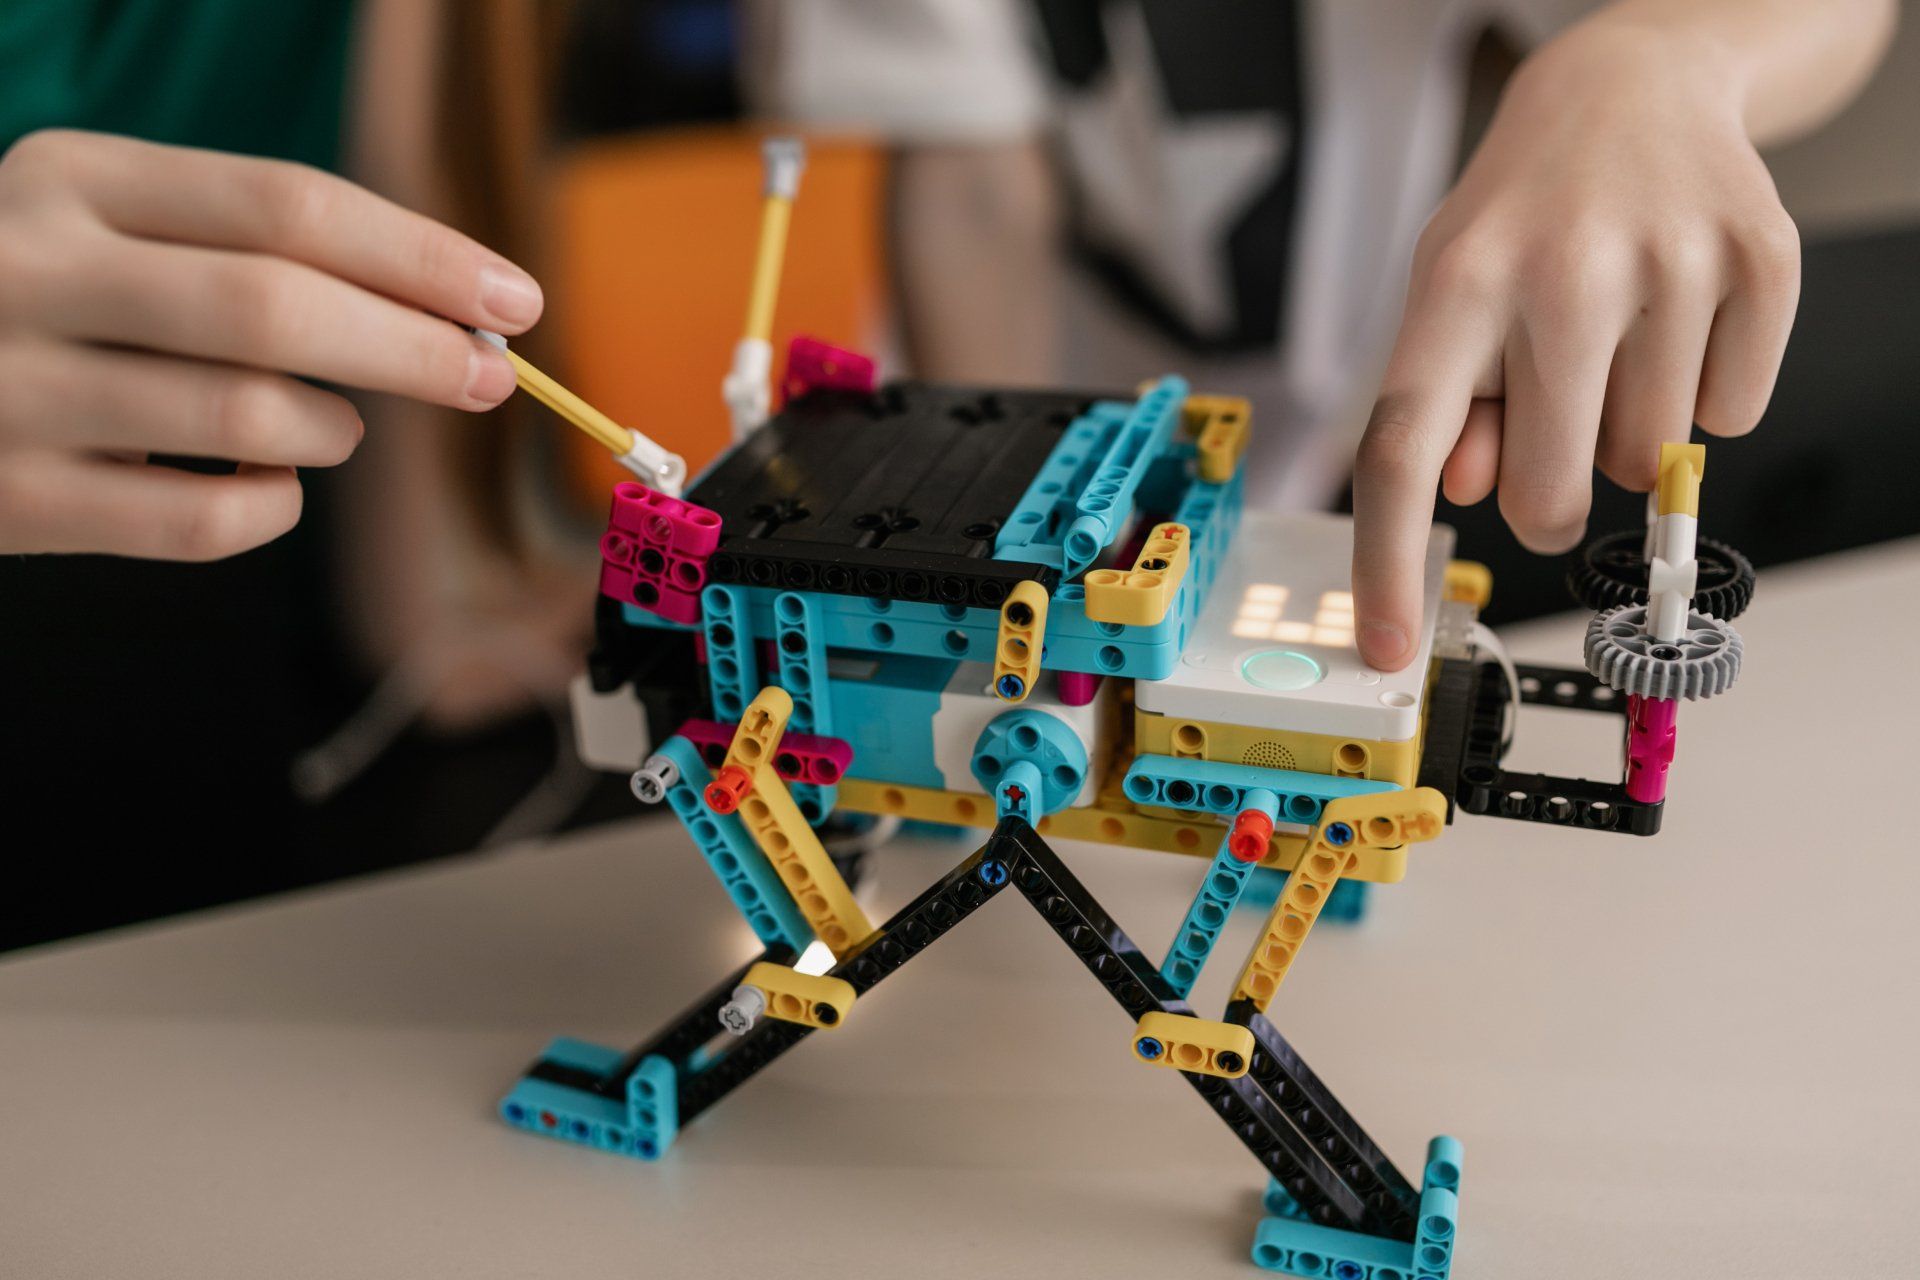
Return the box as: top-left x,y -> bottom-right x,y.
1584,603 -> 1743,700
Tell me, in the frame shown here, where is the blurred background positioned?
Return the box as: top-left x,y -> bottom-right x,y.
3,0 -> 1915,951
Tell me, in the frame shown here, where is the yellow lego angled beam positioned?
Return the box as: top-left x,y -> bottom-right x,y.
1132,1011 -> 1254,1079
1083,523 -> 1191,627
1231,787 -> 1446,1011
1182,394 -> 1253,483
741,960 -> 856,1030
1656,442 -> 1706,518
994,580 -> 1049,702
726,688 -> 874,955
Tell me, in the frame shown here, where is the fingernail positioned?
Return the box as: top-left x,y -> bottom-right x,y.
465,341 -> 517,408
478,262 -> 543,330
1360,620 -> 1409,668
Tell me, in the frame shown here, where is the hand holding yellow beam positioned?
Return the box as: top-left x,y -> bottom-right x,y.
472,328 -> 687,495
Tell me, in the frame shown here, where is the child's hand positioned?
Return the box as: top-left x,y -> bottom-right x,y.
1351,22 -> 1801,670
0,131 -> 543,559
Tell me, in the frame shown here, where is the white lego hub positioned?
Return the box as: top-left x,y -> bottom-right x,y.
1135,511 -> 1452,741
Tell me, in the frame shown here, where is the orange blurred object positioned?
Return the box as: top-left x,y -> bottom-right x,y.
549,129 -> 888,509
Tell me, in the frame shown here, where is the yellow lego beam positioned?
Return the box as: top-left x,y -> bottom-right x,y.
1231,788 -> 1446,1010
741,960 -> 856,1030
725,688 -> 874,955
1084,523 -> 1191,627
994,581 -> 1049,702
500,348 -> 635,456
1133,1011 -> 1254,1079
743,169 -> 796,344
834,776 -> 1413,882
1182,394 -> 1253,483
1133,710 -> 1421,790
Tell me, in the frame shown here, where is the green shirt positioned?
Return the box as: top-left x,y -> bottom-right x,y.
0,1 -> 362,954
0,0 -> 353,166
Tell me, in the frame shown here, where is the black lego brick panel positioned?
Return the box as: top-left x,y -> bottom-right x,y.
689,382 -> 1109,607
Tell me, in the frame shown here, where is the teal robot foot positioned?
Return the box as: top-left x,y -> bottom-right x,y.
1252,1136 -> 1462,1278
499,1038 -> 679,1161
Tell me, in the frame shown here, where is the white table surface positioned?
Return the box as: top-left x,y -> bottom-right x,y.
5,541 -> 1918,1280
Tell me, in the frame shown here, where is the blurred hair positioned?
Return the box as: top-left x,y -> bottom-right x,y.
437,0 -> 576,553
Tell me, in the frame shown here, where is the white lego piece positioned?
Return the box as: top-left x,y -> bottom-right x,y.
630,753 -> 680,805
615,430 -> 688,497
722,337 -> 774,440
762,136 -> 807,198
718,985 -> 766,1036
569,672 -> 652,773
929,662 -> 1116,807
1134,511 -> 1451,741
1647,510 -> 1699,642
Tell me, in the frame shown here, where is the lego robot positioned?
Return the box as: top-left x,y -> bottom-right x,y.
498,140 -> 1752,1278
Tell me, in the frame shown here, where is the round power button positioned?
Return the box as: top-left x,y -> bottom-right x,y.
1240,648 -> 1324,691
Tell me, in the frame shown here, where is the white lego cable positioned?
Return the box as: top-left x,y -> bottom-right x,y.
1469,621 -> 1520,758
291,633 -> 593,849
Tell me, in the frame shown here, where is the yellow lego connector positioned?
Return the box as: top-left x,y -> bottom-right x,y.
1443,560 -> 1493,609
1182,394 -> 1253,483
1133,1011 -> 1255,1078
726,688 -> 874,955
994,580 -> 1049,702
740,961 -> 856,1030
1231,788 -> 1446,1011
1083,523 -> 1191,627
1656,442 -> 1706,518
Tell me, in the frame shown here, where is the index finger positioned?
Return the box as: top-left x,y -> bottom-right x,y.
58,133 -> 543,335
1352,308 -> 1491,671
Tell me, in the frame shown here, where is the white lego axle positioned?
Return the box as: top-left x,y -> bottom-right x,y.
1645,446 -> 1707,643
